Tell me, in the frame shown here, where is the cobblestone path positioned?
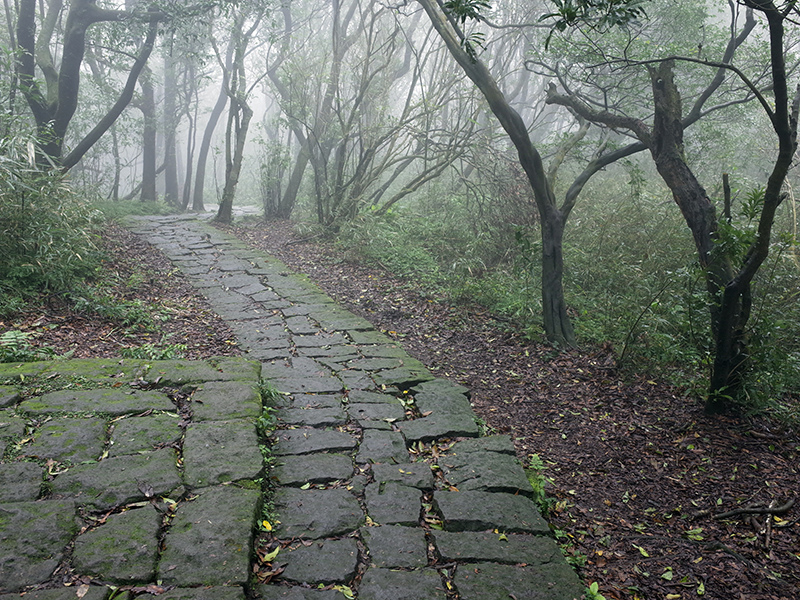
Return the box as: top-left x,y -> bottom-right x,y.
0,214 -> 583,600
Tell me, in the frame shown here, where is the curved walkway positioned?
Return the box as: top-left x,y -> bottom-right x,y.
0,214 -> 582,600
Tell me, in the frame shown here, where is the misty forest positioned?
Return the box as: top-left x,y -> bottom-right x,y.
1,1 -> 799,599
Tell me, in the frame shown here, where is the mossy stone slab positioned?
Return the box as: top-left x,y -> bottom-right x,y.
455,562 -> 583,600
286,394 -> 343,410
272,454 -> 354,487
0,361 -> 50,380
156,588 -> 247,600
346,390 -> 398,404
191,381 -> 261,422
145,358 -> 261,384
22,389 -> 173,416
0,462 -> 43,502
346,358 -> 404,371
0,500 -> 78,592
182,421 -> 262,488
273,429 -> 357,456
0,586 -> 109,600
52,448 -> 182,509
432,491 -> 549,534
256,587 -> 340,600
109,413 -> 182,457
361,525 -> 428,568
23,417 -> 106,463
0,387 -> 20,408
274,488 -> 364,540
358,568 -> 446,600
279,538 -> 359,585
0,411 -> 27,438
40,358 -> 148,381
364,482 -> 421,526
72,506 -> 161,583
432,531 -> 563,565
159,486 -> 258,586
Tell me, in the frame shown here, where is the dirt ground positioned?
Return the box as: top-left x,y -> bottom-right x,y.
7,220 -> 798,600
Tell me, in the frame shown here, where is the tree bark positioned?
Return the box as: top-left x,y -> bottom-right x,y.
416,0 -> 576,346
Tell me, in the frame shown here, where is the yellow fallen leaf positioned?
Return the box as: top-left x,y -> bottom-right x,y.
76,585 -> 90,598
263,547 -> 280,562
262,520 -> 273,532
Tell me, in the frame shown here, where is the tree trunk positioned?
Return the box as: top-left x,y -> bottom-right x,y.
163,46 -> 180,206
215,101 -> 253,224
417,0 -> 576,346
139,67 -> 157,202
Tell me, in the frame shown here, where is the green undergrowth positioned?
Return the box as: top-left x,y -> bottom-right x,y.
319,171 -> 800,419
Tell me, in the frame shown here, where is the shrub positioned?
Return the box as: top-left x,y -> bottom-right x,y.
0,135 -> 102,295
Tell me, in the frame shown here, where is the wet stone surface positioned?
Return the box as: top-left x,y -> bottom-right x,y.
0,216 -> 583,597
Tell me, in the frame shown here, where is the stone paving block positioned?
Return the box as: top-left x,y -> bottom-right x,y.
256,587 -> 340,600
245,349 -> 290,361
286,394 -> 343,409
439,452 -> 533,497
372,367 -> 434,388
432,531 -> 563,565
411,379 -> 471,400
284,316 -> 319,335
346,390 -> 399,404
145,358 -> 260,384
361,525 -> 428,568
279,538 -> 359,584
0,387 -> 20,408
191,381 -> 261,421
448,435 -> 517,455
358,568 -> 446,600
337,371 -> 374,390
0,500 -> 78,592
299,347 -> 359,361
371,463 -> 434,490
0,361 -> 49,380
274,488 -> 364,539
23,417 -> 106,463
157,588 -> 247,600
21,389 -> 173,416
358,419 -> 393,431
398,413 -> 479,443
364,482 -> 421,526
357,430 -> 409,464
273,429 -> 357,456
0,462 -> 43,502
0,586 -> 109,600
0,411 -> 26,437
42,359 -> 149,381
317,315 -> 375,332
348,402 -> 405,423
250,289 -> 282,302
346,331 -> 395,345
276,407 -> 347,428
159,486 -> 258,586
346,358 -> 404,371
272,454 -> 353,487
52,448 -> 182,509
455,562 -> 583,600
268,377 -> 343,396
72,506 -> 161,583
358,344 -> 409,359
292,333 -> 348,348
183,421 -> 262,488
109,414 -> 181,457
433,491 -> 549,534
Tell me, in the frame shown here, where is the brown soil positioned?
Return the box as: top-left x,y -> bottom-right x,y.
5,219 -> 798,600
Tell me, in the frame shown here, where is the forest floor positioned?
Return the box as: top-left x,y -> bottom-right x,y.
5,220 -> 799,600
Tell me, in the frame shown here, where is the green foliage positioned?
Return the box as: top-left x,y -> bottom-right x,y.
0,135 -> 102,296
119,339 -> 187,360
91,199 -> 179,222
585,581 -> 607,600
70,287 -> 156,330
0,330 -> 56,363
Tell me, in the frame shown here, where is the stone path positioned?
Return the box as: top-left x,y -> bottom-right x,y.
0,214 -> 583,600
